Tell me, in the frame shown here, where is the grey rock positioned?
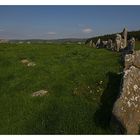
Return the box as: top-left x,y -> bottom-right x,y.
115,34 -> 122,52
21,59 -> 30,64
32,90 -> 48,97
21,59 -> 36,67
122,28 -> 128,49
96,38 -> 101,48
133,50 -> 140,68
128,37 -> 135,52
112,50 -> 140,134
27,62 -> 36,67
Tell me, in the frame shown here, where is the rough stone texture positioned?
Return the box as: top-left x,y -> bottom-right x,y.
21,59 -> 36,67
21,59 -> 30,64
107,39 -> 113,50
112,50 -> 140,134
122,28 -> 128,49
124,54 -> 134,70
92,42 -> 96,48
115,34 -> 122,52
27,62 -> 36,67
32,90 -> 48,97
124,50 -> 140,70
89,40 -> 93,47
96,38 -> 101,48
133,51 -> 140,68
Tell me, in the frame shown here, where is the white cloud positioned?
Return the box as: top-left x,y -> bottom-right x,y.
82,28 -> 93,33
46,32 -> 57,35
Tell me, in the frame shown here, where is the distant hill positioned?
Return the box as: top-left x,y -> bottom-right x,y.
1,30 -> 140,44
85,30 -> 140,44
9,38 -> 86,44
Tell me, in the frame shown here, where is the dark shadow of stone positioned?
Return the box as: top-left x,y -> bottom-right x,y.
94,72 -> 122,134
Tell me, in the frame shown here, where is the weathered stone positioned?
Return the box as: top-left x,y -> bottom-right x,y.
89,40 -> 93,47
124,54 -> 134,70
32,90 -> 48,97
92,42 -> 96,48
133,50 -> 140,68
96,38 -> 101,48
21,59 -> 30,64
107,39 -> 113,49
124,50 -> 140,70
115,34 -> 122,52
21,59 -> 36,67
112,50 -> 140,134
102,41 -> 108,48
128,37 -> 135,53
27,62 -> 36,67
122,28 -> 128,49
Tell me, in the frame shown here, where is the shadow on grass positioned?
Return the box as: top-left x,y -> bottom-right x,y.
94,72 -> 122,132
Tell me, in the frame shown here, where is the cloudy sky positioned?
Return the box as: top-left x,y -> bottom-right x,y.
0,6 -> 140,39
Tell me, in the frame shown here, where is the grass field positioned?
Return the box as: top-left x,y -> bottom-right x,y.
0,42 -> 139,134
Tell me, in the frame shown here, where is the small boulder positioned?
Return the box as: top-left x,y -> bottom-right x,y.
32,90 -> 48,97
21,59 -> 30,64
21,59 -> 36,67
27,62 -> 36,67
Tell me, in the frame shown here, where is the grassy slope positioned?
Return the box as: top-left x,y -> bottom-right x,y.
0,42 -> 127,134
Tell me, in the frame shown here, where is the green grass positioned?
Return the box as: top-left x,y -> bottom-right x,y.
0,42 -> 126,134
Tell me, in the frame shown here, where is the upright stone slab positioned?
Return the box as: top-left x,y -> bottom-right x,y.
115,34 -> 122,52
128,37 -> 135,52
89,40 -> 93,47
96,38 -> 101,48
122,28 -> 128,49
107,39 -> 113,49
112,50 -> 140,134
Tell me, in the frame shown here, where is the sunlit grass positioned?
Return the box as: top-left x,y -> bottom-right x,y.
0,43 -> 123,134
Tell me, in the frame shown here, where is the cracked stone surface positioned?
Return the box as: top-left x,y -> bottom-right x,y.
32,90 -> 48,97
112,50 -> 140,134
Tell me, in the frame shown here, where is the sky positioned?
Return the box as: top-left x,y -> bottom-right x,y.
0,6 -> 140,39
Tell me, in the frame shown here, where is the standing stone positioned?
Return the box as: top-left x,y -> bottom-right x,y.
107,39 -> 113,49
96,38 -> 101,48
92,42 -> 96,48
122,28 -> 128,49
89,40 -> 93,47
112,50 -> 140,134
102,41 -> 108,48
128,37 -> 135,52
115,34 -> 122,52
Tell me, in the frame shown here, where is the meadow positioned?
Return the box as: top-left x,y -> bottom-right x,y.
0,42 -> 139,134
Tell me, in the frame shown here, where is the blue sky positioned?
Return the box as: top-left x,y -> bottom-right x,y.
0,6 -> 140,39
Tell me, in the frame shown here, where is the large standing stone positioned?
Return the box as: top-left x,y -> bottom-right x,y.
96,38 -> 101,48
128,37 -> 135,52
102,41 -> 108,48
115,34 -> 122,52
122,28 -> 128,49
112,50 -> 140,134
89,40 -> 93,47
107,39 -> 113,50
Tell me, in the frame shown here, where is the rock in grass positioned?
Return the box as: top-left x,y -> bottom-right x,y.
32,90 -> 48,97
27,62 -> 36,67
21,59 -> 30,64
21,59 -> 36,67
